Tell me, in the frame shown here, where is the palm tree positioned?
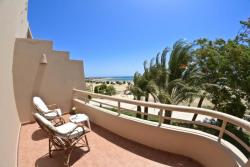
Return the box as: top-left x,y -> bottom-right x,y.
130,70 -> 157,120
182,62 -> 221,121
131,40 -> 194,123
148,40 -> 193,124
182,64 -> 205,120
141,61 -> 159,120
130,72 -> 145,118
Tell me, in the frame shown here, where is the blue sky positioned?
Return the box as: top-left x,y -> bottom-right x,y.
28,0 -> 250,77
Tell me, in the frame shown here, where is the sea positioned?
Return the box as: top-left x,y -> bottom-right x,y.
86,76 -> 133,82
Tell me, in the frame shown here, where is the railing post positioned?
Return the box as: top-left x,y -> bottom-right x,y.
158,109 -> 163,126
218,120 -> 227,142
118,101 -> 121,115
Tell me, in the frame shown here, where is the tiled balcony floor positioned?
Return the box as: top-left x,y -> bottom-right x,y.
18,116 -> 203,167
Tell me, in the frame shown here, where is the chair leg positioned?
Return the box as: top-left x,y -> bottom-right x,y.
49,139 -> 52,158
64,148 -> 73,167
84,135 -> 90,150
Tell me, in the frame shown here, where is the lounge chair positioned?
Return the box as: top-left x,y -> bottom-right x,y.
33,96 -> 62,120
33,113 -> 90,167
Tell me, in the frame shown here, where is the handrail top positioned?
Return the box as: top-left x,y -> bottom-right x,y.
73,89 -> 250,131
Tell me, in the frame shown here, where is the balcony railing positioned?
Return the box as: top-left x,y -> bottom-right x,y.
73,88 -> 250,164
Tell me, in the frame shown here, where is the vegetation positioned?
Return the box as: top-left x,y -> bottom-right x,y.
94,84 -> 116,96
129,18 -> 250,156
89,18 -> 250,157
131,18 -> 250,120
130,40 -> 195,123
192,37 -> 250,118
101,106 -> 159,123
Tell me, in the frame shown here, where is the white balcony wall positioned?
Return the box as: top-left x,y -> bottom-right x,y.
0,0 -> 30,166
74,99 -> 248,167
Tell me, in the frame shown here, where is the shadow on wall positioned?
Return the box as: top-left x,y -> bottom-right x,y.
32,63 -> 46,97
13,39 -> 85,123
14,59 -> 47,123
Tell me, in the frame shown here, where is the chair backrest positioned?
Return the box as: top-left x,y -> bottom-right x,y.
33,96 -> 49,113
33,113 -> 69,137
33,113 -> 71,149
33,113 -> 57,133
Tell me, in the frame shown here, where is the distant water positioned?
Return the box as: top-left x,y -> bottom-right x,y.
87,76 -> 133,82
105,76 -> 133,81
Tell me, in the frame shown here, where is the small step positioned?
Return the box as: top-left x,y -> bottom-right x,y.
15,38 -> 53,51
68,60 -> 84,73
52,50 -> 70,61
69,59 -> 83,66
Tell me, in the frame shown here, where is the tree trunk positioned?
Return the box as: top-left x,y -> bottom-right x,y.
213,103 -> 218,110
136,96 -> 142,118
192,96 -> 205,121
164,110 -> 172,124
144,95 -> 149,120
136,106 -> 141,118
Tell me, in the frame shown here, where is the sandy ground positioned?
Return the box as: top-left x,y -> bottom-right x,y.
86,83 -> 214,122
86,82 -> 131,95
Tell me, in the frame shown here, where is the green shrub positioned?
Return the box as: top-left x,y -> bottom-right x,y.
94,84 -> 116,95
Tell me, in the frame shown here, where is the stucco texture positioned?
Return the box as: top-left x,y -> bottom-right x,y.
74,100 -> 246,167
0,0 -> 29,166
13,38 -> 85,123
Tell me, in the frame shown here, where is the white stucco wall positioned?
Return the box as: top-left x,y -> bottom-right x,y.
13,38 -> 85,123
0,0 -> 29,166
74,100 -> 248,167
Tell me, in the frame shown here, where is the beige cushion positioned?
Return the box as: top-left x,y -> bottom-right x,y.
33,97 -> 49,112
34,113 -> 84,139
33,113 -> 57,132
33,97 -> 62,120
56,122 -> 84,139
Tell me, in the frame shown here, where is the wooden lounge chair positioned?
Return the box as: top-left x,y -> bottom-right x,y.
33,96 -> 62,121
33,113 -> 90,167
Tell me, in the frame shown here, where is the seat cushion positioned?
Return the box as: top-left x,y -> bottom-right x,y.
56,122 -> 84,139
44,109 -> 62,120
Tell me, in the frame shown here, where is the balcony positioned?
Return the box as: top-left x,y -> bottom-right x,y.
18,116 -> 202,167
72,89 -> 250,167
17,89 -> 250,167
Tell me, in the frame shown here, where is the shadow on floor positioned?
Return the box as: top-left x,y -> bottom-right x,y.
32,129 -> 47,141
31,120 -> 202,167
91,123 -> 203,167
35,148 -> 88,167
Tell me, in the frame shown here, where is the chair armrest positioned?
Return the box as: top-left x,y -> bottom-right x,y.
47,104 -> 59,109
67,124 -> 85,137
52,117 -> 65,127
46,109 -> 61,116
